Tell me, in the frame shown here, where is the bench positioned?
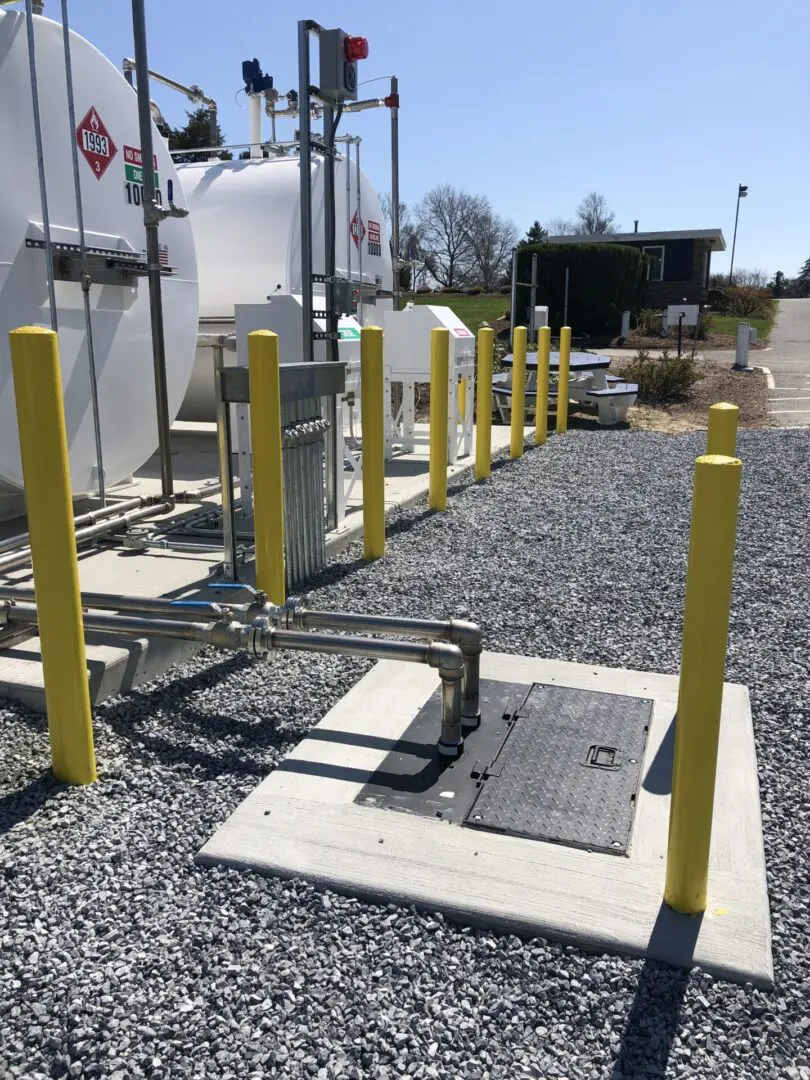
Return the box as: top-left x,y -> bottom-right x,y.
585,382 -> 639,426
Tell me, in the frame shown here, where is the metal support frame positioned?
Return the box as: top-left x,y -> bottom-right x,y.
130,0 -> 175,503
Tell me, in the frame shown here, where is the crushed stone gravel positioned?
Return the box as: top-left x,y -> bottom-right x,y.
0,427 -> 807,1079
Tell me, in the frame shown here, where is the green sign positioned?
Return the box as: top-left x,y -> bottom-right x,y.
125,162 -> 160,186
338,327 -> 361,340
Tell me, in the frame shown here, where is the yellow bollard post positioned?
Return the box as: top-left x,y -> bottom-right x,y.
457,374 -> 467,431
556,325 -> 572,434
510,326 -> 527,459
9,327 -> 96,785
664,453 -> 742,915
475,327 -> 494,480
535,325 -> 551,445
248,330 -> 285,605
361,326 -> 386,560
429,327 -> 450,511
707,402 -> 739,457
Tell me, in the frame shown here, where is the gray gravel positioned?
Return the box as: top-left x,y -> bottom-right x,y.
1,427 -> 808,1080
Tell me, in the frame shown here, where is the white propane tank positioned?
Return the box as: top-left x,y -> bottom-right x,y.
0,11 -> 198,512
176,155 -> 392,421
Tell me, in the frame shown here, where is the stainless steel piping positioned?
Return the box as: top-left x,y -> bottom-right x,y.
275,599 -> 482,725
0,500 -> 171,575
130,0 -> 174,503
0,494 -> 152,557
61,0 -> 105,505
2,602 -> 464,755
24,0 -> 57,331
0,583 -> 231,621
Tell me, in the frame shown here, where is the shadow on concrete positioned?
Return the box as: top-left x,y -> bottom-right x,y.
0,771 -> 61,836
643,715 -> 675,795
612,903 -> 698,1078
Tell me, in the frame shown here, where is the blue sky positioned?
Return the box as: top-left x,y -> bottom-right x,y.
54,0 -> 809,278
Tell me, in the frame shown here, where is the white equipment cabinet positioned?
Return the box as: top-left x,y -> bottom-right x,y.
233,296 -> 362,524
382,304 -> 475,463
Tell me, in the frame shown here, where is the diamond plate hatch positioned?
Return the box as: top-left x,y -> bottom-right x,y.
465,683 -> 651,855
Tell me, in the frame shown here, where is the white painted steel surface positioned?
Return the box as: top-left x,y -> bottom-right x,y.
177,156 -> 391,421
0,11 -> 199,496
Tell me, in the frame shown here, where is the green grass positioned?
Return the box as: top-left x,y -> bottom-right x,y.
408,293 -> 509,331
707,313 -> 775,342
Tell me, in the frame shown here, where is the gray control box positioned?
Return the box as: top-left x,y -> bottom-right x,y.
319,29 -> 358,103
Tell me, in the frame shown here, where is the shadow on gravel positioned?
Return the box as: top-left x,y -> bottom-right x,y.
0,771 -> 62,835
612,904 -> 698,1078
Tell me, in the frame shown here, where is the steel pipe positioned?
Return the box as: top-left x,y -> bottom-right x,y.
0,583 -> 230,621
275,600 -> 482,725
0,494 -> 153,557
0,500 -> 171,574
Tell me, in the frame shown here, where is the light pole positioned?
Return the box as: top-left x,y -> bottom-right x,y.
727,183 -> 748,286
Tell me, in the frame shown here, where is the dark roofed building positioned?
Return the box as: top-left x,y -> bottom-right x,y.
545,228 -> 726,307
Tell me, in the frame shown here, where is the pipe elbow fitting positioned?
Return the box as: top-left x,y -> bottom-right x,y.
448,619 -> 483,655
427,641 -> 464,677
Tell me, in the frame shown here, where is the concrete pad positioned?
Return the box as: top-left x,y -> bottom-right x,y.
198,652 -> 773,987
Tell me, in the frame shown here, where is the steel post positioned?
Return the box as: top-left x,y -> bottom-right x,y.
535,325 -> 550,445
361,326 -> 385,560
297,21 -> 314,359
510,326 -> 527,459
131,0 -> 174,501
665,454 -> 742,915
707,402 -> 739,457
429,328 -> 450,511
475,327 -> 494,480
8,328 -> 95,785
390,76 -> 400,310
557,326 -> 571,434
248,331 -> 285,604
214,344 -> 237,580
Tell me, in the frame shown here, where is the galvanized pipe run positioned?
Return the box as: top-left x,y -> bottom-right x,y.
278,600 -> 482,725
0,583 -> 231,622
0,495 -> 153,557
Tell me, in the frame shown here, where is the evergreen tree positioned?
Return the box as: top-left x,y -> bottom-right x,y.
167,107 -> 229,163
520,220 -> 547,246
796,256 -> 810,298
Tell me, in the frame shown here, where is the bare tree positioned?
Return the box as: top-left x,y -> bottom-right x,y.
380,193 -> 423,291
575,191 -> 618,235
732,267 -> 769,288
467,204 -> 519,291
414,184 -> 486,287
545,216 -> 577,236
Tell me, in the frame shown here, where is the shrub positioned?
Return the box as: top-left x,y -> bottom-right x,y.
636,308 -> 664,337
416,286 -> 432,294
498,284 -> 512,295
514,243 -> 646,336
707,285 -> 774,319
465,286 -> 483,296
624,350 -> 699,404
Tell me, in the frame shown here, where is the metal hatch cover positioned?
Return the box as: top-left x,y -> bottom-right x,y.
465,683 -> 651,855
355,679 -> 651,856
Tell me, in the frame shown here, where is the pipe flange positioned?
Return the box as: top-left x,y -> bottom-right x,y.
279,593 -> 309,630
0,600 -> 12,626
241,616 -> 272,660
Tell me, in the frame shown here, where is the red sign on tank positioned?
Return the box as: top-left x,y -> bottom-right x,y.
76,107 -> 117,180
351,210 -> 366,250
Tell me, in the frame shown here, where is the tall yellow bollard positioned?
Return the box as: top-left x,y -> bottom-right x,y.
361,326 -> 385,560
248,330 -> 285,605
556,325 -> 572,434
510,326 -> 527,459
664,453 -> 742,915
457,375 -> 467,431
535,325 -> 551,445
9,328 -> 96,785
475,327 -> 494,480
707,402 -> 739,457
429,327 -> 450,511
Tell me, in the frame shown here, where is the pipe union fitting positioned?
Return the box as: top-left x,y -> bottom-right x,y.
240,616 -> 272,659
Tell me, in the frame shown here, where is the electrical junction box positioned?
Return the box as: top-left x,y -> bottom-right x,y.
319,28 -> 360,103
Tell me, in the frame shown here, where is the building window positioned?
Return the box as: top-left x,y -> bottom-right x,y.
643,245 -> 665,281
